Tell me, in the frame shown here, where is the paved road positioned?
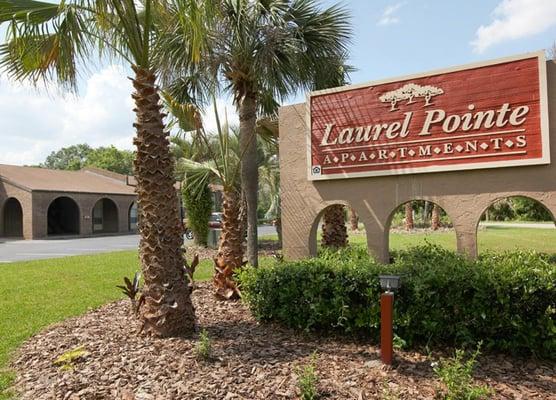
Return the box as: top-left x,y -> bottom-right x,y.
479,222 -> 555,229
0,225 -> 277,263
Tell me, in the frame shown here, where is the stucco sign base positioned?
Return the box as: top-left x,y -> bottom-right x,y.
279,60 -> 556,263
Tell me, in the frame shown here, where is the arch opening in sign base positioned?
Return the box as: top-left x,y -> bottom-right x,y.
386,200 -> 456,260
308,202 -> 368,256
477,196 -> 556,255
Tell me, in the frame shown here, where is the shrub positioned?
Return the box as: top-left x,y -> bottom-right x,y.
182,183 -> 212,246
195,329 -> 212,361
237,245 -> 556,358
296,352 -> 319,400
433,343 -> 492,400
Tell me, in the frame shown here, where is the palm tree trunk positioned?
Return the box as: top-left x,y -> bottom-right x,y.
131,66 -> 195,337
214,189 -> 244,299
238,190 -> 248,244
349,207 -> 359,231
431,204 -> 440,230
239,95 -> 259,267
322,205 -> 348,248
275,216 -> 282,247
405,202 -> 414,230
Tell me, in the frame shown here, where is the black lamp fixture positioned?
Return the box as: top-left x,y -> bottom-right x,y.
378,274 -> 402,293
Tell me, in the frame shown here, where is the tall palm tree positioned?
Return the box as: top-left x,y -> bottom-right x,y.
431,204 -> 440,231
185,0 -> 352,267
321,205 -> 348,248
349,207 -> 359,231
0,0 -> 211,336
405,202 -> 414,230
178,107 -> 244,299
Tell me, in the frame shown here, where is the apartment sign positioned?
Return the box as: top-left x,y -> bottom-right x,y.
307,52 -> 550,180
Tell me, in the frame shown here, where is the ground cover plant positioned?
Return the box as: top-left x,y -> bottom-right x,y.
238,244 -> 556,358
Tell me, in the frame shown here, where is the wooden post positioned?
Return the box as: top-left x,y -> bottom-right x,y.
380,292 -> 394,365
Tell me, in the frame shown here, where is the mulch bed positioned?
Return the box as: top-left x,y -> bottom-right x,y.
11,283 -> 555,400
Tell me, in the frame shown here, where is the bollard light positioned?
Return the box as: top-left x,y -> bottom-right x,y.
378,274 -> 401,366
379,274 -> 401,293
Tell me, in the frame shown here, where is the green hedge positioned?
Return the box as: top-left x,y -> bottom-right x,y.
237,245 -> 556,358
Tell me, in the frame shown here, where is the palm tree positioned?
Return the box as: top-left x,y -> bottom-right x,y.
405,202 -> 414,230
0,0 -> 212,336
349,207 -> 359,231
431,204 -> 440,230
188,0 -> 352,267
178,104 -> 244,299
321,205 -> 348,248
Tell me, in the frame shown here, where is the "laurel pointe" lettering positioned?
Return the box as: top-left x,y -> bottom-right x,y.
319,103 -> 529,147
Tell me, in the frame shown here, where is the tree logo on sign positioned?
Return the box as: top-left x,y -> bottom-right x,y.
379,83 -> 444,111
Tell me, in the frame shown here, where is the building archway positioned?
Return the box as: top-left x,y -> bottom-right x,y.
308,202 -> 367,255
477,195 -> 556,254
92,198 -> 119,234
2,198 -> 23,237
48,197 -> 80,236
128,202 -> 138,232
386,200 -> 456,258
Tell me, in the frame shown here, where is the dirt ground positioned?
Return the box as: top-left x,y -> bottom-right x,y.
11,283 -> 555,400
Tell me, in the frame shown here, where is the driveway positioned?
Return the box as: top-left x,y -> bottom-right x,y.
0,235 -> 140,263
0,225 -> 277,263
479,222 -> 555,229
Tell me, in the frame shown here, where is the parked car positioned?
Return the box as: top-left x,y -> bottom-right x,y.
209,212 -> 223,229
183,212 -> 223,241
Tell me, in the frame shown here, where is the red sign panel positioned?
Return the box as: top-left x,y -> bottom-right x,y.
308,52 -> 550,180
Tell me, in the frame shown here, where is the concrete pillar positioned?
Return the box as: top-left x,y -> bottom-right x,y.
360,217 -> 389,263
282,211 -> 315,260
80,197 -> 95,236
453,220 -> 478,259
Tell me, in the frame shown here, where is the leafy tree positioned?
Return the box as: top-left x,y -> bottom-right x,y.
42,144 -> 93,170
0,0 -> 213,336
42,144 -> 134,174
511,197 -> 552,221
84,146 -> 134,175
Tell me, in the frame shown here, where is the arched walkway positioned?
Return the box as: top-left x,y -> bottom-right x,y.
92,198 -> 119,234
2,198 -> 23,237
48,197 -> 80,236
128,202 -> 138,232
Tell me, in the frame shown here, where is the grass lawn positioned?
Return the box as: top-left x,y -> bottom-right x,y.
1,225 -> 555,397
390,226 -> 556,253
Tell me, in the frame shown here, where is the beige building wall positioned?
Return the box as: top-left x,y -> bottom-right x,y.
279,61 -> 556,263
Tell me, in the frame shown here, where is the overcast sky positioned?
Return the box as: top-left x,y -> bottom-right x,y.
1,0 -> 555,165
